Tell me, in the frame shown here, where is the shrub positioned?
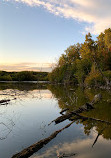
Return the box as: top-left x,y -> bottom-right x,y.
16,71 -> 33,81
0,75 -> 12,81
85,71 -> 111,87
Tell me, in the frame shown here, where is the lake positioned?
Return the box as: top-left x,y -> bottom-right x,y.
0,82 -> 111,158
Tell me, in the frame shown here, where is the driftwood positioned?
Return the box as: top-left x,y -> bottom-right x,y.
60,108 -> 69,115
0,98 -> 16,105
52,94 -> 102,124
72,112 -> 111,125
0,99 -> 10,104
11,121 -> 75,158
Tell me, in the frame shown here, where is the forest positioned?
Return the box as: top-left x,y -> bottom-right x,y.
48,28 -> 111,87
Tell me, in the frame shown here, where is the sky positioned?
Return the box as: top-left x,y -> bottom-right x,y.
0,0 -> 111,71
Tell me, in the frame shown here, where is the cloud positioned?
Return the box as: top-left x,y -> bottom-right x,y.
0,62 -> 55,72
31,131 -> 111,158
4,0 -> 111,34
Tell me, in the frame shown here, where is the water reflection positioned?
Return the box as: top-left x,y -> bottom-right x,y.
0,83 -> 111,158
48,84 -> 111,140
0,82 -> 48,91
31,131 -> 111,158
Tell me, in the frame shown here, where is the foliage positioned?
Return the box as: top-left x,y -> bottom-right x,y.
0,74 -> 12,81
75,59 -> 91,85
80,32 -> 96,60
0,71 -> 48,81
49,28 -> 111,87
85,71 -> 111,87
97,28 -> 111,70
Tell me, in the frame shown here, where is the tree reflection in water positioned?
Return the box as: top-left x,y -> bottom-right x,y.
0,82 -> 111,158
48,84 -> 111,141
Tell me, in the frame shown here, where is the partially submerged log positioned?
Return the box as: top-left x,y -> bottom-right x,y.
0,98 -> 16,105
53,94 -> 102,124
91,94 -> 102,104
73,112 -> 111,125
60,108 -> 69,115
12,121 -> 75,158
0,99 -> 10,104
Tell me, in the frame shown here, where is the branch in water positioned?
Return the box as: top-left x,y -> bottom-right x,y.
11,121 -> 75,158
50,94 -> 102,124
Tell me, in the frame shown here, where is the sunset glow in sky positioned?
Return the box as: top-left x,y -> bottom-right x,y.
0,0 -> 111,71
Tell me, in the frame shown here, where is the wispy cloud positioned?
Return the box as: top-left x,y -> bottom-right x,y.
0,62 -> 55,72
4,0 -> 111,34
31,131 -> 111,158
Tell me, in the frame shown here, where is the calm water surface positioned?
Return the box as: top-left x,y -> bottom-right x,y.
0,82 -> 111,158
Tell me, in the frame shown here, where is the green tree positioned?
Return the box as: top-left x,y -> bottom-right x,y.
16,71 -> 33,81
80,33 -> 96,60
97,28 -> 111,70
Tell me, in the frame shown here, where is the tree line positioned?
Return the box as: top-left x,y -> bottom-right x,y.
0,71 -> 48,81
48,28 -> 111,87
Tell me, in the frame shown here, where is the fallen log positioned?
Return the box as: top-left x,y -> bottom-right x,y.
0,99 -> 10,104
72,112 -> 111,125
52,94 -> 102,124
11,121 -> 75,158
60,108 -> 69,115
